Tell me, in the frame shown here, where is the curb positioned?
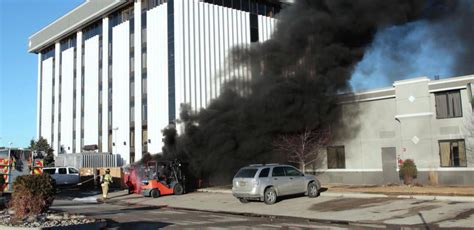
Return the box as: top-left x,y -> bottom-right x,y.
196,188 -> 474,202
0,221 -> 107,230
197,189 -> 232,194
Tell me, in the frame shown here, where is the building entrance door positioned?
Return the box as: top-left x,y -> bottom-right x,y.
381,147 -> 399,184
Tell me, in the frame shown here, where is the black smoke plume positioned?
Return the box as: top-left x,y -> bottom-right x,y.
161,0 -> 458,184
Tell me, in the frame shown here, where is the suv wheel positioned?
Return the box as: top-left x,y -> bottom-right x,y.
308,182 -> 319,198
264,187 -> 277,205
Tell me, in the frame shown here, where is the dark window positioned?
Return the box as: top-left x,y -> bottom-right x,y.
327,146 -> 345,169
44,169 -> 56,174
258,3 -> 265,15
250,14 -> 259,42
241,0 -> 249,11
435,90 -> 462,119
168,0 -> 176,122
250,1 -> 257,14
258,168 -> 269,177
284,167 -> 303,177
232,0 -> 241,10
439,140 -> 467,167
272,167 -> 285,177
235,168 -> 258,178
69,168 -> 79,174
58,168 -> 67,174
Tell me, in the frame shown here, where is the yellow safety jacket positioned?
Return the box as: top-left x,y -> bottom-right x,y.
102,174 -> 113,184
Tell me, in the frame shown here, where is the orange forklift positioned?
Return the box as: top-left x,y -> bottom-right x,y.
141,159 -> 185,198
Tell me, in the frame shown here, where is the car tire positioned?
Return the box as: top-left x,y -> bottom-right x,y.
307,182 -> 319,198
264,187 -> 277,205
150,189 -> 160,198
173,183 -> 184,195
239,198 -> 249,204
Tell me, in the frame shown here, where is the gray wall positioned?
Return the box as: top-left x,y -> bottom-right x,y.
313,76 -> 474,185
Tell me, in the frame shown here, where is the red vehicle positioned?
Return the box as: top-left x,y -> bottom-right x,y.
140,160 -> 185,198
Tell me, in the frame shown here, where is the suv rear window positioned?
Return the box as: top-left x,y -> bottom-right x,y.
259,168 -> 269,177
44,169 -> 55,174
235,168 -> 258,178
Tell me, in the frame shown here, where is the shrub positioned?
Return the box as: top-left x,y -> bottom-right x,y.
399,159 -> 418,184
9,174 -> 56,218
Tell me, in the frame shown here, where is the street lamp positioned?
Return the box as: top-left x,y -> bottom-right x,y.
113,127 -> 119,154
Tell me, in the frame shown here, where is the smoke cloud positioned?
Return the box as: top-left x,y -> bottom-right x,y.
158,0 -> 466,184
352,0 -> 474,90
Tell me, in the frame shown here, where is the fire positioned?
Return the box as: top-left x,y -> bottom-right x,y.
123,165 -> 144,194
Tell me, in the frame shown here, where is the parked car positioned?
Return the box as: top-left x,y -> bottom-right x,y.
232,164 -> 321,205
43,167 -> 80,186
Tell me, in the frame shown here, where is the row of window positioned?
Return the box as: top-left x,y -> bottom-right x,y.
202,0 -> 281,17
235,166 -> 303,178
327,139 -> 468,169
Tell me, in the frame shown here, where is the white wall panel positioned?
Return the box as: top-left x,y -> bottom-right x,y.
258,15 -> 277,43
133,1 -> 142,160
112,22 -> 130,164
184,0 -> 190,105
223,8 -> 229,84
60,48 -> 74,153
198,2 -> 205,109
170,4 -> 277,115
41,58 -> 54,145
209,4 -> 216,100
229,9 -> 239,80
237,11 -> 243,79
204,3 -> 211,106
75,32 -> 83,152
174,0 -> 184,121
190,0 -> 197,110
245,12 -> 251,85
84,35 -> 100,147
53,43 -> 60,154
147,4 -> 168,154
217,6 -> 224,97
102,17 -> 110,153
37,54 -> 42,139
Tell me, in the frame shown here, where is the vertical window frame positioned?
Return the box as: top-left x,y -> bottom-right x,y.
327,146 -> 346,169
435,90 -> 463,119
439,139 -> 467,167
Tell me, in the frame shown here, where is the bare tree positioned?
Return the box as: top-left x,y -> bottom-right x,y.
273,127 -> 331,172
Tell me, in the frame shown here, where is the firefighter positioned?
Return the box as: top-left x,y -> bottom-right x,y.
101,168 -> 113,200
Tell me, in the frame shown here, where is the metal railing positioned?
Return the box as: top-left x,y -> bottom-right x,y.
55,152 -> 123,169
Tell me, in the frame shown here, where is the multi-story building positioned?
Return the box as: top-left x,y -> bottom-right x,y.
316,76 -> 474,185
29,0 -> 283,164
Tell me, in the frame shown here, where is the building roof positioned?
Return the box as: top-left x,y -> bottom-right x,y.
339,74 -> 474,104
28,0 -> 127,53
28,0 -> 292,53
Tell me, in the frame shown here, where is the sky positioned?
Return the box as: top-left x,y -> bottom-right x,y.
0,0 -> 83,148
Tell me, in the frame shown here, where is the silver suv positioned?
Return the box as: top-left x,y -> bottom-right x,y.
232,164 -> 321,205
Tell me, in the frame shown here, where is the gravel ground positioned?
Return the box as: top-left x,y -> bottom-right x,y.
0,209 -> 100,228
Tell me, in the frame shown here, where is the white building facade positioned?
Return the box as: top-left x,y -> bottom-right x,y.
30,0 -> 281,164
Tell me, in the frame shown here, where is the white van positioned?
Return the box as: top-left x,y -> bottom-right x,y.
43,167 -> 80,185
